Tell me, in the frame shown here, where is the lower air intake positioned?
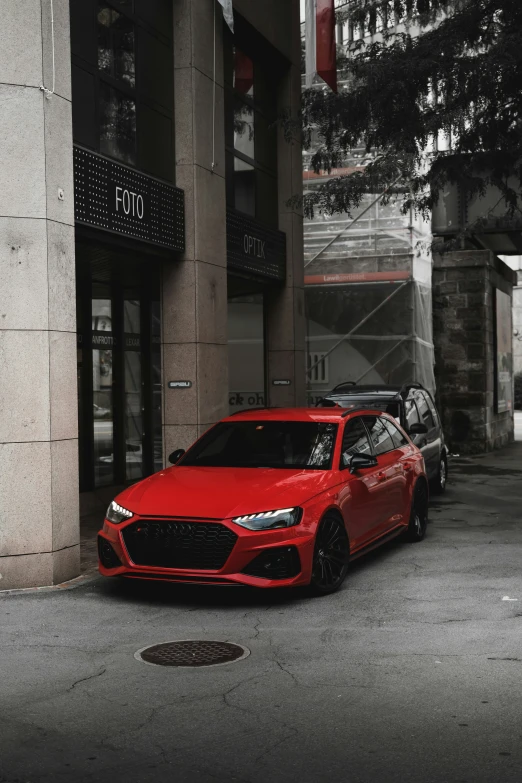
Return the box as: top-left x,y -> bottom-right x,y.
241,546 -> 301,580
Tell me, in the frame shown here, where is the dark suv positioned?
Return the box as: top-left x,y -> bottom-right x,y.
317,383 -> 448,493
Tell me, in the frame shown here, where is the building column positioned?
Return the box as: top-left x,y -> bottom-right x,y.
0,0 -> 79,588
432,250 -> 515,454
162,0 -> 229,460
266,6 -> 306,409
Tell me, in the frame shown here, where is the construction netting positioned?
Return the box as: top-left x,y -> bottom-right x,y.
304,183 -> 435,403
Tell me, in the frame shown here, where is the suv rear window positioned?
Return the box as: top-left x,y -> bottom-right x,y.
180,421 -> 339,470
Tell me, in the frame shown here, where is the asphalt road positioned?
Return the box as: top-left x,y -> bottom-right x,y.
2,441 -> 522,783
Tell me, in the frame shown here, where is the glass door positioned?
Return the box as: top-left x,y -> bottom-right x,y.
77,246 -> 162,491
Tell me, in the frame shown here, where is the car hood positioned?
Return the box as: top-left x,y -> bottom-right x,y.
117,466 -> 338,520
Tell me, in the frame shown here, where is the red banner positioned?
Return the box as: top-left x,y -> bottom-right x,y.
316,0 -> 337,93
305,271 -> 411,285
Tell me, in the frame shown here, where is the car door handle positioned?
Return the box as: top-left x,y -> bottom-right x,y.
377,471 -> 387,482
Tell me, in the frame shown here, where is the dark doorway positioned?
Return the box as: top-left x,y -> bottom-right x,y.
76,240 -> 162,491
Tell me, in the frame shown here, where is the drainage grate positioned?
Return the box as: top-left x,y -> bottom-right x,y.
135,640 -> 250,668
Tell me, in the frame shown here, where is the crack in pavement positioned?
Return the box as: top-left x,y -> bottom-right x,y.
70,666 -> 107,691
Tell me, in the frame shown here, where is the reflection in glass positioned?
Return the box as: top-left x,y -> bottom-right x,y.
228,295 -> 264,414
124,350 -> 143,481
100,83 -> 136,164
124,299 -> 140,335
151,301 -> 163,472
234,49 -> 254,97
97,4 -> 135,87
234,157 -> 255,216
93,348 -> 114,487
234,99 -> 255,158
92,297 -> 114,487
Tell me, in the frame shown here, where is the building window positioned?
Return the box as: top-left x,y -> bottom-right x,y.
225,39 -> 278,227
97,4 -> 135,87
71,0 -> 174,180
99,82 -> 136,165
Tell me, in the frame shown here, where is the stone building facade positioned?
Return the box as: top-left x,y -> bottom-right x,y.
0,0 -> 304,589
433,250 -> 516,454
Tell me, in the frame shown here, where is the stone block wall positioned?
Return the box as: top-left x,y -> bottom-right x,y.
433,250 -> 516,454
513,271 -> 522,409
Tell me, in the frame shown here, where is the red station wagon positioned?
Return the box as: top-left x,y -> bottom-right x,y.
98,408 -> 429,595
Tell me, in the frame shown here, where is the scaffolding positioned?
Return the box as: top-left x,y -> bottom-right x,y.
304,176 -> 435,403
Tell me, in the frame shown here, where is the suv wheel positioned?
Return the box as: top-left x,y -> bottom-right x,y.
405,481 -> 429,542
431,455 -> 448,495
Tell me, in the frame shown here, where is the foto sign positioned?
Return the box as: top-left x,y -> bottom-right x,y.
74,145 -> 185,251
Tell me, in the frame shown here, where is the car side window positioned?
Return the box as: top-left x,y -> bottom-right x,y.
363,416 -> 395,456
405,398 -> 420,429
383,418 -> 409,449
425,392 -> 440,426
341,417 -> 372,466
415,392 -> 435,429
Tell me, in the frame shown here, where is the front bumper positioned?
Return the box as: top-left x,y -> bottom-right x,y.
97,516 -> 316,588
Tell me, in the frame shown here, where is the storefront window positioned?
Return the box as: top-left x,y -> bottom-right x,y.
124,299 -> 142,481
92,296 -> 114,487
151,301 -> 163,473
77,243 -> 162,491
228,295 -> 265,413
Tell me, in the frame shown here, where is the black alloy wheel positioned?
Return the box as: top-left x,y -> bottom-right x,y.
405,481 -> 429,542
431,455 -> 448,495
310,514 -> 350,595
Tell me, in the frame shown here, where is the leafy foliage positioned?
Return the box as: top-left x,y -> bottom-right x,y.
302,0 -> 522,228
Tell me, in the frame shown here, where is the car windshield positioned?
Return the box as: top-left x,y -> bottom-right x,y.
179,421 -> 338,470
323,397 -> 401,422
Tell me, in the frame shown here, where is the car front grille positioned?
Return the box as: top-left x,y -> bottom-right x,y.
121,519 -> 238,571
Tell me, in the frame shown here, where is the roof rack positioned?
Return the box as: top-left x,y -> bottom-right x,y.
331,381 -> 356,392
315,398 -> 342,408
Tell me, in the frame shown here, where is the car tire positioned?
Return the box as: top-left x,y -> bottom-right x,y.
405,481 -> 429,543
431,455 -> 448,495
309,513 -> 350,596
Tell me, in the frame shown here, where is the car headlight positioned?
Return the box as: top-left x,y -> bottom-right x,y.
232,507 -> 302,531
106,501 -> 134,524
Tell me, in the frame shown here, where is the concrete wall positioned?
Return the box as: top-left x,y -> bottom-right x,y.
0,0 -> 79,588
433,250 -> 516,454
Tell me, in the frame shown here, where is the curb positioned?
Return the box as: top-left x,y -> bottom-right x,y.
0,571 -> 101,597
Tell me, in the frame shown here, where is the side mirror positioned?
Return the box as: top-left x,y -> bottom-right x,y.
168,448 -> 186,465
408,422 -> 428,436
343,452 -> 378,473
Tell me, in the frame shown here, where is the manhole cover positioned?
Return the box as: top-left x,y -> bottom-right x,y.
135,640 -> 250,668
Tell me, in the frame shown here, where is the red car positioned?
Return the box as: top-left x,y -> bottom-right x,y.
98,408 -> 428,594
